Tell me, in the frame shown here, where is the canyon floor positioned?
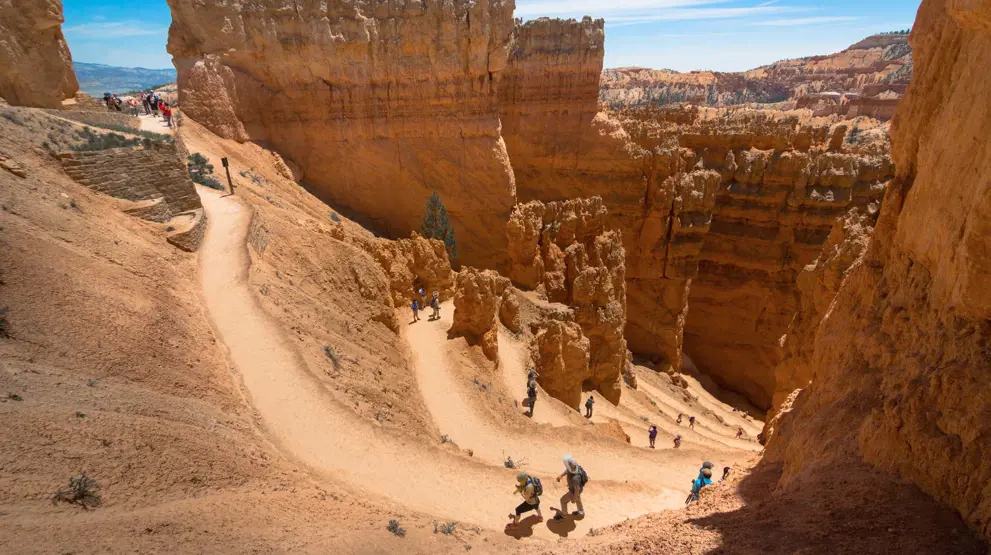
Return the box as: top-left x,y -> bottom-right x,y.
0,109 -> 985,554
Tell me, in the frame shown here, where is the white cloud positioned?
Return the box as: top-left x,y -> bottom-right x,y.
514,0 -> 729,18
604,5 -> 807,27
64,21 -> 166,39
755,16 -> 860,26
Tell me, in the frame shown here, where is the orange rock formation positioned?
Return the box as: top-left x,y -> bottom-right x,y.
0,0 -> 78,108
166,0 -> 518,270
508,197 -> 627,405
767,0 -> 991,538
449,267 -> 510,361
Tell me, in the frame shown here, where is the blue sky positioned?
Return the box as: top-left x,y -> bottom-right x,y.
62,0 -> 920,71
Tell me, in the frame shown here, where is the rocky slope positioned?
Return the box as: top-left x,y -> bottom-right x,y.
766,0 -> 991,539
0,0 -> 78,108
601,32 -> 912,120
166,0 -> 517,270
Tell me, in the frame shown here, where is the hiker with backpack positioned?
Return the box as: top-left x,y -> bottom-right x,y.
686,466 -> 713,505
552,455 -> 587,519
411,298 -> 420,322
736,427 -> 744,439
689,415 -> 696,429
648,425 -> 658,448
527,379 -> 538,417
676,413 -> 683,425
674,434 -> 682,448
507,472 -> 543,527
430,291 -> 440,320
721,466 -> 731,482
584,395 -> 595,418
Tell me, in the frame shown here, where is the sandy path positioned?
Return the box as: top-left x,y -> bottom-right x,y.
497,328 -> 580,428
195,186 -> 686,538
138,113 -> 173,134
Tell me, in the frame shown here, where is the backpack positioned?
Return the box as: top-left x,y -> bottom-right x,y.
527,384 -> 536,398
528,476 -> 543,497
585,397 -> 593,407
576,465 -> 589,487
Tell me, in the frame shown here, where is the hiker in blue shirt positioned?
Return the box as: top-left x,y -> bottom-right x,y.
410,298 -> 420,322
648,425 -> 658,448
686,467 -> 713,505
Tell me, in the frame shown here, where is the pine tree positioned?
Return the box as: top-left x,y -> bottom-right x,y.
421,192 -> 457,259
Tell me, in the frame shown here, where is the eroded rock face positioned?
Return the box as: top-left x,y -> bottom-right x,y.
0,0 -> 78,108
449,267 -> 509,361
361,232 -> 455,308
531,319 -> 590,408
762,205 -> 876,440
167,0 -> 517,270
508,198 -> 628,405
767,0 -> 991,539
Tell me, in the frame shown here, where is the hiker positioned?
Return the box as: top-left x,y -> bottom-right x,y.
685,467 -> 713,505
527,379 -> 537,417
721,466 -> 731,482
430,291 -> 440,320
584,395 -> 595,418
141,93 -> 151,115
411,298 -> 420,322
527,367 -> 539,382
553,454 -> 587,519
736,427 -> 744,439
507,472 -> 543,527
673,435 -> 682,448
163,104 -> 173,128
648,425 -> 658,448
676,413 -> 683,425
689,415 -> 696,429
698,461 -> 714,482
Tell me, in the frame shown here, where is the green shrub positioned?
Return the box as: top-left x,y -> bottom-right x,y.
387,519 -> 406,537
52,473 -> 101,509
187,153 -> 225,191
421,192 -> 457,259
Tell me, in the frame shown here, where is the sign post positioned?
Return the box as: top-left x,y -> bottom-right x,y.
221,157 -> 235,196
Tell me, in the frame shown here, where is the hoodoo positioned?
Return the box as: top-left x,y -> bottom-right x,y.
0,0 -> 79,108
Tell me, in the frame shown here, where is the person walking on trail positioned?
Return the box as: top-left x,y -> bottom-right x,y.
507,472 -> 543,527
584,395 -> 595,418
698,461 -> 714,482
673,434 -> 682,449
553,455 -> 587,519
721,466 -> 731,482
676,413 -> 683,426
430,291 -> 440,320
527,367 -> 539,382
736,427 -> 744,439
648,425 -> 658,448
685,467 -> 713,505
163,104 -> 173,128
411,298 -> 420,322
527,379 -> 538,417
141,93 -> 151,115
689,415 -> 696,429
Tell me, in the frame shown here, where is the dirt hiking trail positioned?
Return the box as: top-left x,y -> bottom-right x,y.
189,128 -> 763,540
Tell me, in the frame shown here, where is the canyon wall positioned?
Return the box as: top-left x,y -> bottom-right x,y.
166,0 -> 517,270
0,0 -> 78,108
677,115 -> 893,409
767,0 -> 991,538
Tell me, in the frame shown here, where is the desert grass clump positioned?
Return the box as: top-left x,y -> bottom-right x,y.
387,519 -> 406,537
52,473 -> 101,509
322,345 -> 340,369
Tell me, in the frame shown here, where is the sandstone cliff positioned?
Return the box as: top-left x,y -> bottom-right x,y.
507,197 -> 628,405
166,0 -> 517,270
449,267 -> 510,361
0,0 -> 78,108
601,32 -> 912,120
767,0 -> 991,538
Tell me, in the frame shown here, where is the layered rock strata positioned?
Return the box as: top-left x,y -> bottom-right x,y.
166,0 -> 518,270
768,0 -> 991,539
507,197 -> 627,405
600,33 -> 913,118
0,0 -> 79,108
